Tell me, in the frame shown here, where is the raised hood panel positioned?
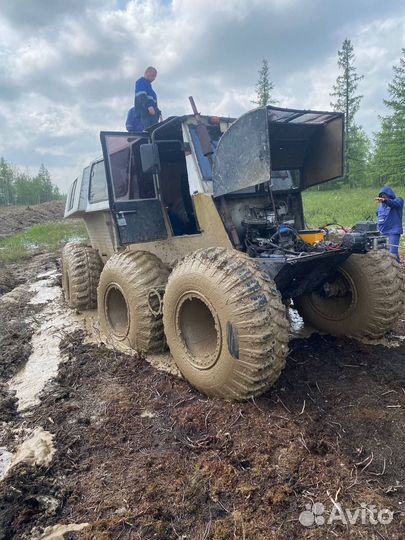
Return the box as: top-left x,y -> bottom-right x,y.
212,106 -> 344,196
212,108 -> 270,197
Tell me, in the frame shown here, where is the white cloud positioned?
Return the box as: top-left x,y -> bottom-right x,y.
0,0 -> 403,191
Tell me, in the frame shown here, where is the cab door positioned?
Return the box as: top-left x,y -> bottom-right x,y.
100,132 -> 168,244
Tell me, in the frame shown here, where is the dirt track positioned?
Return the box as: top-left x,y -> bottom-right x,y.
0,250 -> 404,540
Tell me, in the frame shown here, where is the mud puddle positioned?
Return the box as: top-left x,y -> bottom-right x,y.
31,522 -> 89,540
0,448 -> 13,480
0,427 -> 55,478
11,427 -> 55,469
76,308 -> 182,377
8,273 -> 81,412
5,265 -> 179,411
28,272 -> 61,305
288,307 -> 315,339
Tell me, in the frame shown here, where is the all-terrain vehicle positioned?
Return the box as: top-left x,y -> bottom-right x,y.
62,102 -> 404,400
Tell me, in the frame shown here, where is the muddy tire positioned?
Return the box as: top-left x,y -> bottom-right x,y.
294,250 -> 405,339
61,242 -> 103,310
162,247 -> 289,401
97,251 -> 170,353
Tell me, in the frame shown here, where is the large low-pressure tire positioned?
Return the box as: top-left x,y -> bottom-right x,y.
61,242 -> 103,310
97,250 -> 170,353
162,247 -> 289,401
294,250 -> 405,339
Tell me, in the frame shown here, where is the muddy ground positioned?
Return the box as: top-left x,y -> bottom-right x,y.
0,201 -> 65,240
0,250 -> 404,540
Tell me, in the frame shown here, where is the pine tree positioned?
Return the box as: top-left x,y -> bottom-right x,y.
252,59 -> 276,106
330,39 -> 367,188
15,173 -> 36,205
369,49 -> 405,187
0,158 -> 16,205
347,125 -> 370,187
35,164 -> 54,203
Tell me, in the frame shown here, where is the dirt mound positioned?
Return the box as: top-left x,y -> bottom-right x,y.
0,201 -> 65,240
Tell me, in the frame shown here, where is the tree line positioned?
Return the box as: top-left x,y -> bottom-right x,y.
254,44 -> 405,189
0,159 -> 63,206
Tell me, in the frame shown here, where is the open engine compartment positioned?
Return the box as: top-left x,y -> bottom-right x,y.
217,184 -> 388,298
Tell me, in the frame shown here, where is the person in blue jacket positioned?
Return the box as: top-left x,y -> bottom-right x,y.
125,106 -> 138,132
126,66 -> 161,132
375,186 -> 403,262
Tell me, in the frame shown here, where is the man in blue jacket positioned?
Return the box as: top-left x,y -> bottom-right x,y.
126,66 -> 161,132
375,186 -> 403,262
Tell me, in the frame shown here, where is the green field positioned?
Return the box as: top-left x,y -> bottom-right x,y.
302,188 -> 380,228
0,221 -> 88,263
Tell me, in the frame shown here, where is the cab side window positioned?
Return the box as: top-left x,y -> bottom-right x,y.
107,136 -> 156,201
68,178 -> 78,210
89,161 -> 108,203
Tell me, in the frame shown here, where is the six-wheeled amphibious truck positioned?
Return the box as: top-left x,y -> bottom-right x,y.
62,103 -> 404,400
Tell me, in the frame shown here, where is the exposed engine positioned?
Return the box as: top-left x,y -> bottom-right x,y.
242,205 -> 322,257
241,205 -> 385,258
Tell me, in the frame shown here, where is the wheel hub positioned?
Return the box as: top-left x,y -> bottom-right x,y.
175,292 -> 221,370
310,269 -> 357,320
104,284 -> 130,339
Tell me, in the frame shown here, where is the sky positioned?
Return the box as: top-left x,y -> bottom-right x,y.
0,0 -> 404,192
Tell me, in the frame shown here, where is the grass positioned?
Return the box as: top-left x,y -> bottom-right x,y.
302,188 -> 380,228
0,220 -> 88,263
303,188 -> 405,250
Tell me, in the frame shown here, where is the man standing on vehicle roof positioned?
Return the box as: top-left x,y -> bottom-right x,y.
126,66 -> 161,132
375,186 -> 403,263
